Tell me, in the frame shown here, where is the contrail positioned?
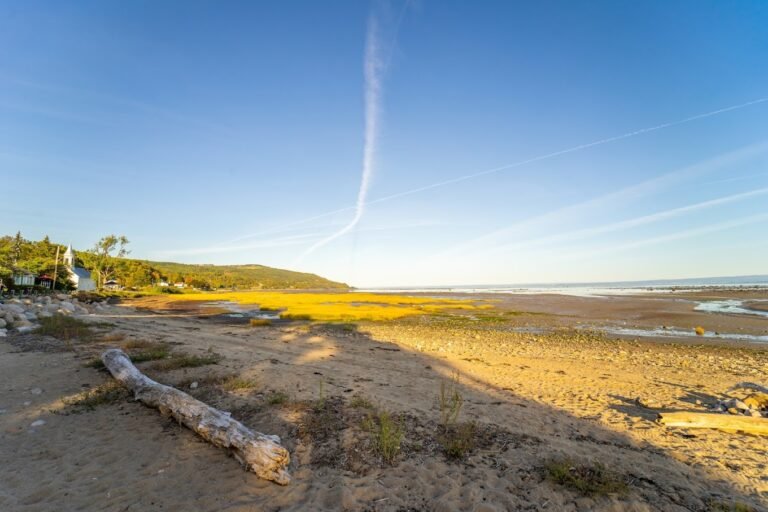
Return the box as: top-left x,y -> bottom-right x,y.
300,16 -> 385,259
228,96 -> 766,249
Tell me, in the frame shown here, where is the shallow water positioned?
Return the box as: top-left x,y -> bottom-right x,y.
203,301 -> 280,320
590,325 -> 768,344
694,299 -> 768,318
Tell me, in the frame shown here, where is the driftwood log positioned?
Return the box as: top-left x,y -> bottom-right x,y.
101,349 -> 291,484
658,411 -> 768,436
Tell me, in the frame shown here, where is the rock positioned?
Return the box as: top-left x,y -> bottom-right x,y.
0,329 -> 7,337
30,420 -> 45,428
0,318 -> 5,328
38,311 -> 52,318
30,388 -> 42,395
24,312 -> 37,321
190,381 -> 199,390
16,325 -> 37,334
635,397 -> 659,409
4,304 -> 25,315
743,393 -> 768,410
59,302 -> 76,312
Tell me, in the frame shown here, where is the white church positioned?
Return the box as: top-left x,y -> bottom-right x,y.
64,245 -> 96,291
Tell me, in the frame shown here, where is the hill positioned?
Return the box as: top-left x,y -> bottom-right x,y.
0,233 -> 347,291
144,261 -> 348,290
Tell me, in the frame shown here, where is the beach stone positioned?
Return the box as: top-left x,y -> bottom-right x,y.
4,304 -> 25,314
60,302 -> 76,312
16,325 -> 37,334
24,311 -> 37,321
38,310 -> 52,318
0,329 -> 6,337
29,419 -> 45,428
190,381 -> 199,390
30,388 -> 42,395
744,393 -> 768,410
0,318 -> 5,328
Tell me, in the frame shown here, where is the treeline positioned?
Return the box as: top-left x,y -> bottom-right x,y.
0,233 -> 347,291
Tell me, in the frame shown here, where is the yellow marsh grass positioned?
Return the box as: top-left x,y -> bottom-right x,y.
138,291 -> 489,322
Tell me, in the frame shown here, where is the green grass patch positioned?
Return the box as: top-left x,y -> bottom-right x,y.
349,395 -> 374,409
708,500 -> 757,512
149,353 -> 222,371
545,458 -> 628,497
64,381 -> 128,410
129,345 -> 171,363
219,374 -> 259,391
36,315 -> 93,341
439,422 -> 477,459
266,390 -> 290,405
280,313 -> 313,321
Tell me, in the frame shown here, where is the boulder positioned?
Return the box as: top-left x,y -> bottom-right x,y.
59,302 -> 76,312
4,304 -> 25,315
0,318 -> 5,328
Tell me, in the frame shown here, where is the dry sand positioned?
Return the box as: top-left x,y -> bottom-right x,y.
2,293 -> 768,511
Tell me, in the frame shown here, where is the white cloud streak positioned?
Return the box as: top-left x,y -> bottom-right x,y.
228,96 -> 767,248
299,16 -> 385,259
488,186 -> 768,254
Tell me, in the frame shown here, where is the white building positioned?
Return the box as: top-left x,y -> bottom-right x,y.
64,245 -> 96,291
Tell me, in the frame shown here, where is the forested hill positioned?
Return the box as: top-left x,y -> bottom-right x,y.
0,233 -> 348,290
145,261 -> 348,290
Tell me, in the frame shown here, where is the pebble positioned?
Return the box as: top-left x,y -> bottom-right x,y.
190,381 -> 199,390
30,420 -> 45,428
30,388 -> 43,395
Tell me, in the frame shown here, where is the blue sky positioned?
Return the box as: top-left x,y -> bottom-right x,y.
2,0 -> 767,287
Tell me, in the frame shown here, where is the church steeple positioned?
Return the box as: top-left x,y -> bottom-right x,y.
63,244 -> 74,268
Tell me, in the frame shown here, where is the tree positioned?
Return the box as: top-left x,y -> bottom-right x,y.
90,235 -> 130,288
11,231 -> 23,264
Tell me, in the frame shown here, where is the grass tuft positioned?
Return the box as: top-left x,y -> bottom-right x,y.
439,372 -> 464,426
439,422 -> 477,459
64,381 -> 128,410
249,318 -> 272,327
362,410 -> 403,465
349,395 -> 374,409
150,353 -> 222,371
37,315 -> 93,341
545,458 -> 628,496
708,500 -> 756,512
266,391 -> 290,405
219,374 -> 259,391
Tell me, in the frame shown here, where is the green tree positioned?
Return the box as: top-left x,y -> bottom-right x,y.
89,235 -> 130,288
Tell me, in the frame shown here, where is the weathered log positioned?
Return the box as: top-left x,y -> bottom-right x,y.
101,349 -> 291,484
658,411 -> 768,435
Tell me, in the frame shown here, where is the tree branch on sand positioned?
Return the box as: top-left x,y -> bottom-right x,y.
101,349 -> 291,484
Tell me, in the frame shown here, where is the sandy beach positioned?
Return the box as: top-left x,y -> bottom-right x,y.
2,291 -> 768,511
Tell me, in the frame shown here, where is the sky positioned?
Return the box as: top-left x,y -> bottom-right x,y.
1,0 -> 767,287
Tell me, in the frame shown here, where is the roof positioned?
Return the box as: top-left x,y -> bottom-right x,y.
71,267 -> 91,278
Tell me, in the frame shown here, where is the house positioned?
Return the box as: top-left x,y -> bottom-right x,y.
11,270 -> 35,287
103,279 -> 121,291
63,245 -> 96,291
174,282 -> 186,288
157,281 -> 169,287
36,274 -> 54,289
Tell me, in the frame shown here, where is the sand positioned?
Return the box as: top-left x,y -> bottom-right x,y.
2,293 -> 768,511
